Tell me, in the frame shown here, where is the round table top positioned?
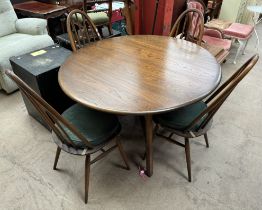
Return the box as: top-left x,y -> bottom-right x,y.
247,5 -> 262,13
59,35 -> 221,115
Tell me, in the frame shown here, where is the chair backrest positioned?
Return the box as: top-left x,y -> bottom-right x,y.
186,54 -> 259,132
66,9 -> 102,52
187,0 -> 206,14
169,8 -> 204,46
0,0 -> 18,37
5,70 -> 94,150
83,0 -> 112,21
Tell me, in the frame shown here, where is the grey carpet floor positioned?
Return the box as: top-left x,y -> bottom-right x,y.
1,25 -> 262,210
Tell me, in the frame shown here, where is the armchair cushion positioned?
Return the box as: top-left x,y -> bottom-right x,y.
0,0 -> 18,37
15,18 -> 48,35
62,104 -> 121,148
0,33 -> 54,93
88,12 -> 109,25
223,23 -> 254,39
203,35 -> 231,50
153,101 -> 207,132
204,27 -> 223,39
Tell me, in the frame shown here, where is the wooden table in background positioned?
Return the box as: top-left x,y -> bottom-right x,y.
58,35 -> 221,177
13,1 -> 69,34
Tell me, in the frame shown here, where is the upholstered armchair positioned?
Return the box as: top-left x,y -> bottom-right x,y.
187,0 -> 232,52
0,0 -> 54,93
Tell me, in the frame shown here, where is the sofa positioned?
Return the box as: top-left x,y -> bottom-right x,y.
0,0 -> 54,93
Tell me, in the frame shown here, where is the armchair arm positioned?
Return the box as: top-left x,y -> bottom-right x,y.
15,18 -> 48,35
204,26 -> 225,39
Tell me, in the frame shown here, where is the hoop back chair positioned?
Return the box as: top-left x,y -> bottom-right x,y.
169,8 -> 204,46
5,70 -> 130,204
67,9 -> 102,52
83,0 -> 113,37
154,54 -> 259,182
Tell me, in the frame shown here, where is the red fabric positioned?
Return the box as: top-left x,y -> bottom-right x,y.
224,23 -> 254,39
111,9 -> 124,22
204,28 -> 222,38
187,2 -> 204,39
203,35 -> 232,50
188,11 -> 203,38
187,1 -> 205,13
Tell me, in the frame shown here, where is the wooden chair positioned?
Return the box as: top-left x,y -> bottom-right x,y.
187,0 -> 232,51
5,70 -> 130,204
153,54 -> 259,182
169,8 -> 204,46
67,9 -> 102,52
83,0 -> 113,37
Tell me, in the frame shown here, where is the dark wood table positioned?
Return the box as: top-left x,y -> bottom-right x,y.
13,0 -> 69,34
58,35 -> 221,177
13,1 -> 68,19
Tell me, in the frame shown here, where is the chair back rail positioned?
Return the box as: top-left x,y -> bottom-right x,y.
5,70 -> 94,149
169,8 -> 204,46
67,9 -> 101,52
185,54 -> 259,132
187,0 -> 207,14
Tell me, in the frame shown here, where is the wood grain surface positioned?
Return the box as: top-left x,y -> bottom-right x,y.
59,35 -> 221,114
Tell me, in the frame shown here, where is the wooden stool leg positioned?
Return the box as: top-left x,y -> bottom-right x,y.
204,133 -> 209,148
53,147 -> 61,170
85,155 -> 91,204
185,138 -> 191,182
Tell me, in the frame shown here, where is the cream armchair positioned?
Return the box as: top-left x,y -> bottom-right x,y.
0,0 -> 54,93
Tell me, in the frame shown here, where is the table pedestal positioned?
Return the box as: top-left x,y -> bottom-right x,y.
145,115 -> 153,177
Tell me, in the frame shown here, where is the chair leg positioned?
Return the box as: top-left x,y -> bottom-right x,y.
53,147 -> 61,170
116,139 -> 130,170
97,26 -> 103,38
185,138 -> 191,182
242,39 -> 249,55
233,39 -> 245,64
204,133 -> 209,148
85,155 -> 91,204
107,24 -> 113,35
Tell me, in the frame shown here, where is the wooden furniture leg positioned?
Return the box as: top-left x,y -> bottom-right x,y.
204,133 -> 209,148
185,138 -> 191,182
53,147 -> 61,170
85,155 -> 91,204
145,114 -> 153,177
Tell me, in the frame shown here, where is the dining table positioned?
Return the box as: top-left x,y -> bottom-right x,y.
58,35 -> 221,177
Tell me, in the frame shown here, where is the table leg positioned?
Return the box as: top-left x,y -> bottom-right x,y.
145,114 -> 153,177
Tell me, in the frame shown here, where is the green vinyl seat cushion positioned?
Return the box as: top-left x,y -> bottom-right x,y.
153,101 -> 207,132
62,104 -> 120,148
87,12 -> 109,25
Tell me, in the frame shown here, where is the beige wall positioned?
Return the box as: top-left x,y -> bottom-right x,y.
219,0 -> 257,23
219,0 -> 242,22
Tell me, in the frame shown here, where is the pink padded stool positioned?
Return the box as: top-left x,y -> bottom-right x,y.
223,23 -> 254,64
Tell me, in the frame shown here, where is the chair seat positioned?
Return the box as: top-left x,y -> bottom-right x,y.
224,23 -> 254,39
153,101 -> 207,132
203,35 -> 231,50
62,104 -> 121,148
88,12 -> 109,25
